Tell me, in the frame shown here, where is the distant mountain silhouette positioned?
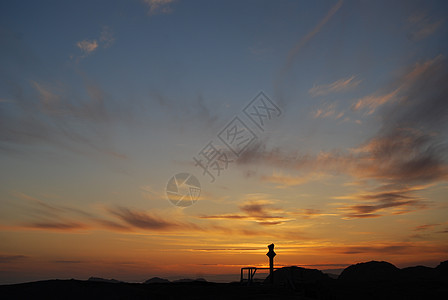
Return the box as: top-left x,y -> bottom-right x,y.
88,277 -> 123,283
143,277 -> 170,284
173,278 -> 207,283
339,261 -> 401,281
1,261 -> 447,300
264,266 -> 330,287
339,260 -> 448,282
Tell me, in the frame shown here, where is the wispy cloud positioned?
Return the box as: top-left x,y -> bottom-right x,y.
24,221 -> 88,231
107,207 -> 180,230
94,219 -> 131,231
0,77 -> 127,158
338,184 -> 430,219
309,76 -> 361,97
276,0 -> 344,106
312,103 -> 345,120
9,192 -> 95,231
237,129 -> 446,219
327,243 -> 448,255
0,25 -> 125,159
413,224 -> 439,231
51,260 -> 84,264
285,0 -> 343,70
295,208 -> 337,219
5,193 -> 305,239
261,171 -> 310,187
352,55 -> 443,114
143,0 -> 175,15
352,89 -> 399,115
408,12 -> 443,41
99,26 -> 115,48
0,254 -> 27,264
200,198 -> 291,226
74,26 -> 115,61
7,193 -> 178,232
76,39 -> 98,56
237,55 -> 448,218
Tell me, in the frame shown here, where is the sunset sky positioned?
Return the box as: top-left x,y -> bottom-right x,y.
1,0 -> 448,284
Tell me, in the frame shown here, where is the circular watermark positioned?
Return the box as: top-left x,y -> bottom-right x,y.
166,173 -> 201,207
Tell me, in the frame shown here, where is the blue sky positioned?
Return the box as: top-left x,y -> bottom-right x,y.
1,0 -> 448,284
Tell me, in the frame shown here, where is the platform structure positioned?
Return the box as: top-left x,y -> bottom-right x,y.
240,267 -> 280,284
240,244 -> 279,285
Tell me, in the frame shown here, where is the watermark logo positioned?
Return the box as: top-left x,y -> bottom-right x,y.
243,92 -> 281,131
166,173 -> 201,207
218,116 -> 257,156
165,91 -> 282,206
193,91 -> 281,183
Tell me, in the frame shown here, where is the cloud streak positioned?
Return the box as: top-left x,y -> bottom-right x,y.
143,0 -> 175,15
352,55 -> 443,114
309,76 -> 361,97
0,76 -> 128,159
200,198 -> 291,226
7,192 -> 302,238
408,12 -> 443,41
312,103 -> 345,120
0,254 -> 27,264
338,184 -> 430,219
238,55 -> 448,218
107,207 -> 179,230
6,197 -> 307,240
24,221 -> 88,231
76,40 -> 98,56
276,0 -> 344,106
261,171 -> 311,187
74,26 -> 115,61
284,0 -> 343,72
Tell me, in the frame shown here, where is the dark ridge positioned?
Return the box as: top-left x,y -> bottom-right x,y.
0,279 -> 301,300
143,277 -> 170,284
1,261 -> 448,299
88,277 -> 123,283
339,261 -> 401,281
173,278 -> 207,283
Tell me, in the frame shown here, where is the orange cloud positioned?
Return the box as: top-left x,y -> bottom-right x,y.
200,199 -> 291,226
107,206 -> 192,230
352,89 -> 399,114
23,221 -> 89,231
261,171 -> 311,187
309,76 -> 361,97
353,55 -> 443,114
413,224 -> 440,231
76,39 -> 98,55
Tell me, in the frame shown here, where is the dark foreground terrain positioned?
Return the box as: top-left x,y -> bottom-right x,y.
2,261 -> 447,299
1,278 -> 447,300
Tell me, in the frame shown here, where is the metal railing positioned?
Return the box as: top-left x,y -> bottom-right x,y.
240,267 -> 279,284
